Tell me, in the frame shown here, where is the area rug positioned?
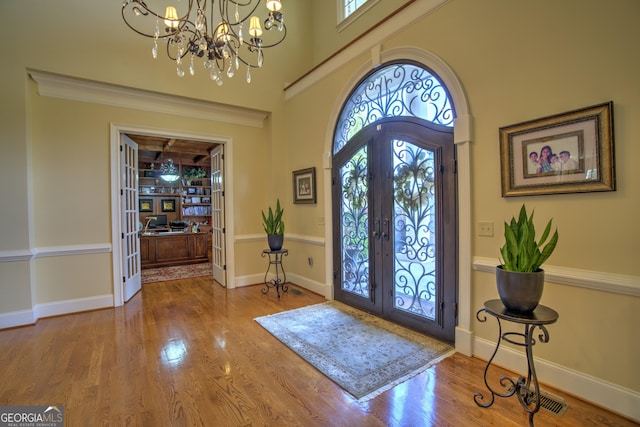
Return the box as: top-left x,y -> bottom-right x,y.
254,301 -> 455,402
142,262 -> 212,284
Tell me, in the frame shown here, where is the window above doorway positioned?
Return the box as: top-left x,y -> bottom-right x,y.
338,0 -> 379,30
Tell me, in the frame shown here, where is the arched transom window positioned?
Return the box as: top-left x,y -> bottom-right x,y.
333,61 -> 454,154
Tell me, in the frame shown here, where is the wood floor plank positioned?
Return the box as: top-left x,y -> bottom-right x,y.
0,276 -> 636,426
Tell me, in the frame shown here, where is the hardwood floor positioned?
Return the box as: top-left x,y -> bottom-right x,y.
0,277 -> 636,426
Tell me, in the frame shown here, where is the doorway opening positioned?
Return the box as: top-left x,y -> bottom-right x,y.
332,61 -> 457,343
110,124 -> 234,306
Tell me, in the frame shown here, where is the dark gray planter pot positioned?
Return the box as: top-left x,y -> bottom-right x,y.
496,266 -> 544,313
268,234 -> 284,251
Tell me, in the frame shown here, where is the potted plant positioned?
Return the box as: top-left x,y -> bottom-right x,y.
262,199 -> 285,251
497,204 -> 559,313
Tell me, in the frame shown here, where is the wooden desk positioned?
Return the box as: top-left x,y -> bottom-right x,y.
140,231 -> 209,268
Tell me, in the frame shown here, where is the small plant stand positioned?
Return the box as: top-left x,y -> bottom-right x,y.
261,249 -> 288,298
474,299 -> 559,426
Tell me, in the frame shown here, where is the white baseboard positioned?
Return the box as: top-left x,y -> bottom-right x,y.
286,273 -> 331,299
34,294 -> 114,320
454,326 -> 473,356
234,273 -> 331,299
0,309 -> 36,329
473,337 -> 640,422
0,294 -> 114,329
234,274 -> 264,288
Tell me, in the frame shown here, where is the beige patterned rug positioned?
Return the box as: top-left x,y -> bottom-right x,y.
255,301 -> 455,402
142,262 -> 212,284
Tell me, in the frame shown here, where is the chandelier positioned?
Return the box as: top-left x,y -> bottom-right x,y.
159,159 -> 180,182
121,0 -> 286,84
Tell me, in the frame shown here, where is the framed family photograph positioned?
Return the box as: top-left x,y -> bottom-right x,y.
139,198 -> 154,212
293,167 -> 316,204
161,199 -> 176,212
499,101 -> 615,197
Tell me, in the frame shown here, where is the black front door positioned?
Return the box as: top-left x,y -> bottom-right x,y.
333,118 -> 457,343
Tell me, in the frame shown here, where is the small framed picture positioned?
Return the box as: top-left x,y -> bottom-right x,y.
161,199 -> 176,212
139,198 -> 154,212
293,167 -> 316,204
499,102 -> 615,197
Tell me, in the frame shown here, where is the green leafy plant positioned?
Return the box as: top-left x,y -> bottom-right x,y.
499,204 -> 559,272
183,167 -> 207,179
261,199 -> 284,235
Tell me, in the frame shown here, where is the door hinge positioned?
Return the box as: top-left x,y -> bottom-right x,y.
222,190 -> 225,197
120,145 -> 123,152
221,153 -> 224,160
222,227 -> 226,234
223,264 -> 227,270
121,233 -> 124,239
122,276 -> 126,283
120,189 -> 123,196
453,302 -> 458,318
452,159 -> 457,174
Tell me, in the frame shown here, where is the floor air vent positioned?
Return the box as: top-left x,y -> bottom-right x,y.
506,381 -> 569,417
538,391 -> 568,416
288,287 -> 304,296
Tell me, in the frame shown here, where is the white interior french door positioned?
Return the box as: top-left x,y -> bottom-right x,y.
121,135 -> 142,301
211,145 -> 226,286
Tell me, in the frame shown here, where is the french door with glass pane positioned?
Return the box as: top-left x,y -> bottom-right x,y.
333,119 -> 457,342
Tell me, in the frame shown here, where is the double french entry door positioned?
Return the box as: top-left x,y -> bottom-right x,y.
332,119 -> 457,342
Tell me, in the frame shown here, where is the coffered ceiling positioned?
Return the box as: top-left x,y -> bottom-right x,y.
126,134 -> 219,167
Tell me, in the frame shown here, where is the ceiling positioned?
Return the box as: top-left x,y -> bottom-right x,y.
126,134 -> 219,167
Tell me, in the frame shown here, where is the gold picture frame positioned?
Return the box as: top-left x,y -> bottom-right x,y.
499,102 -> 615,197
293,167 -> 316,204
139,198 -> 154,212
161,199 -> 176,212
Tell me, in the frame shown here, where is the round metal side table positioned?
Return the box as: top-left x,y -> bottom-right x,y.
474,299 -> 559,426
261,249 -> 288,298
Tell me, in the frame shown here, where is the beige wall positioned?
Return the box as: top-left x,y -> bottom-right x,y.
281,0 -> 640,398
1,0 -> 638,417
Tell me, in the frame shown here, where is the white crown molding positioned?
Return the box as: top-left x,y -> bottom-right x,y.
284,233 -> 325,247
284,0 -> 449,100
234,233 -> 325,247
28,69 -> 269,128
0,249 -> 33,262
0,244 -> 112,262
473,256 -> 640,297
34,243 -> 112,258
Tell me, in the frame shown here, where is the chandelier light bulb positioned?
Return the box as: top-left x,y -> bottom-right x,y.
249,16 -> 263,37
266,0 -> 282,12
217,23 -> 231,42
164,6 -> 179,29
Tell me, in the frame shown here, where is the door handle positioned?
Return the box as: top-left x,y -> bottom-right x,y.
383,218 -> 390,241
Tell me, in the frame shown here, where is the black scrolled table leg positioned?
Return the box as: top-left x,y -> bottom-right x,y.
474,308 -> 519,409
474,300 -> 558,427
515,323 -> 550,427
261,250 -> 288,298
